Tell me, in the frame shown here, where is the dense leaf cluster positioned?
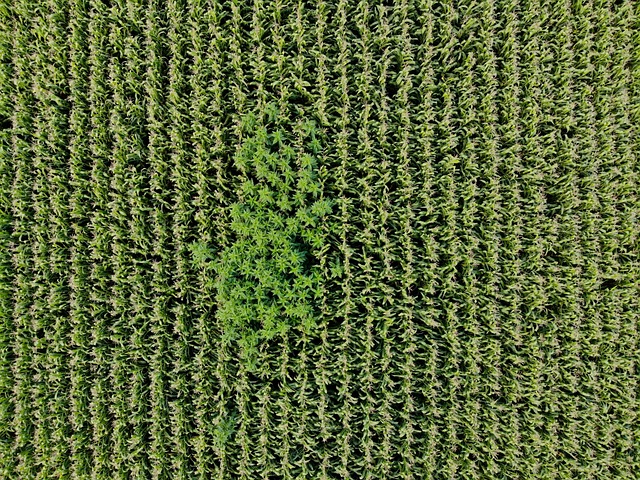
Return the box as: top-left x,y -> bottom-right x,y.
193,109 -> 330,370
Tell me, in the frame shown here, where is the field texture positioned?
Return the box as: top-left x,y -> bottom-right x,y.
1,0 -> 639,478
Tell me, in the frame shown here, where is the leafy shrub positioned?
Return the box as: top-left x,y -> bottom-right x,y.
193,106 -> 331,371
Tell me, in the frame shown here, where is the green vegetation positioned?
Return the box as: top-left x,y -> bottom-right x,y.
194,108 -> 329,371
0,0 -> 639,478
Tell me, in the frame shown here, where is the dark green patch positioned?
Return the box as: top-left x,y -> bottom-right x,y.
210,106 -> 330,370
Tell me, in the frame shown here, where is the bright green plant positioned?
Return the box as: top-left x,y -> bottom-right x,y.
194,107 -> 331,371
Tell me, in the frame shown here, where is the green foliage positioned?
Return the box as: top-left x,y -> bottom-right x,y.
1,1 -> 639,479
213,413 -> 238,449
196,106 -> 329,370
189,241 -> 215,269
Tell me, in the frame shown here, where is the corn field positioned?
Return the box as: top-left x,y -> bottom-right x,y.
0,0 -> 639,478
